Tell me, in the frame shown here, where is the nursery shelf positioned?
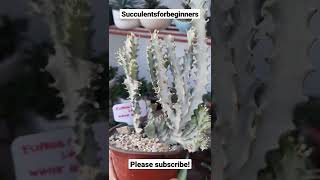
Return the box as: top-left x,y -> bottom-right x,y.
109,25 -> 211,46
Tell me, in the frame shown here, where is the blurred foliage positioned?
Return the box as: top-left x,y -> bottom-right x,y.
0,41 -> 63,121
141,78 -> 157,99
91,52 -> 109,112
76,52 -> 109,124
257,130 -> 315,180
110,0 -> 143,9
0,15 -> 112,125
0,15 -> 28,61
143,0 -> 167,9
109,66 -> 156,104
293,97 -> 320,128
181,0 -> 191,9
63,0 -> 94,60
257,96 -> 320,179
203,92 -> 212,103
143,0 -> 160,9
109,66 -> 128,103
0,16 -> 63,121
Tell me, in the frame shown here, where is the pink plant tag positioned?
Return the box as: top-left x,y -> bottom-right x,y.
112,100 -> 147,125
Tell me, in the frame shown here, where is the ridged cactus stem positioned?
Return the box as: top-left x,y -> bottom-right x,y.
181,0 -> 211,130
163,35 -> 184,135
143,0 -> 211,152
240,0 -> 317,179
116,33 -> 143,133
30,1 -> 103,180
212,0 -> 319,179
212,0 -> 262,178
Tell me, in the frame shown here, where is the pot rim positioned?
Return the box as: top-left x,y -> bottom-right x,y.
109,124 -> 185,155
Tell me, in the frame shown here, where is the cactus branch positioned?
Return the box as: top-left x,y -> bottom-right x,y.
116,33 -> 143,133
30,1 -> 103,180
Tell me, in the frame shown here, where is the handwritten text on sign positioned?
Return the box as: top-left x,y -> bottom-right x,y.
11,122 -> 107,180
112,100 -> 147,125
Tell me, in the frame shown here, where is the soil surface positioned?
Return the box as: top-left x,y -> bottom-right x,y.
109,126 -> 179,152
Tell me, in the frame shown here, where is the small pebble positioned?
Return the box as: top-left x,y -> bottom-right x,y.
109,130 -> 175,152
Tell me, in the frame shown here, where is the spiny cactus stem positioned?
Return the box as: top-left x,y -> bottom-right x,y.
117,33 -> 143,133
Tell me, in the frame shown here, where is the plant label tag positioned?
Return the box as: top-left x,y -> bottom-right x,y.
112,100 -> 147,125
11,122 -> 107,180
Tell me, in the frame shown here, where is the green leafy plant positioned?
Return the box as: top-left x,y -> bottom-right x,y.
258,130 -> 319,180
181,0 -> 191,9
0,16 -> 63,141
110,0 -> 143,10
177,0 -> 192,21
109,66 -> 157,104
109,66 -> 129,103
0,42 -> 63,120
143,0 -> 168,9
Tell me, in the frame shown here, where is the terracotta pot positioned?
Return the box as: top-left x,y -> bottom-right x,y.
139,19 -> 172,30
109,125 -> 186,180
112,9 -> 141,29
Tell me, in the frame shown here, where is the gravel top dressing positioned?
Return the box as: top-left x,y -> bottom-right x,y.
109,126 -> 179,152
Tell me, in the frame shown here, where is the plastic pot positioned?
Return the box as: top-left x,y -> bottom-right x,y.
109,125 -> 186,180
112,9 -> 141,29
174,19 -> 192,33
139,19 -> 172,30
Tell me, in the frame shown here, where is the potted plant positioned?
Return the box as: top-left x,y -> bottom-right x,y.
110,0 -> 143,29
174,0 -> 193,33
139,0 -> 172,30
109,0 -> 211,179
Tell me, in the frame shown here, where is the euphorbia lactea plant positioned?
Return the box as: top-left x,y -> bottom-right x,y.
212,0 -> 320,179
30,0 -> 103,180
116,0 -> 211,152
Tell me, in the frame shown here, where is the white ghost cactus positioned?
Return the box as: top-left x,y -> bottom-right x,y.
212,0 -> 320,179
30,0 -> 102,180
116,0 -> 211,152
116,33 -> 143,134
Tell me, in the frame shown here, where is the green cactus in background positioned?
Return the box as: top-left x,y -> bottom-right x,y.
116,0 -> 211,152
258,131 -> 319,180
